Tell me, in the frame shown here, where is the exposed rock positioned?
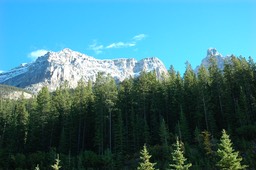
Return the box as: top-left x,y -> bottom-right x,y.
0,48 -> 168,93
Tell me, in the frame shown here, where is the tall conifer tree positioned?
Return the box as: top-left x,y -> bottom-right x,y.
169,138 -> 192,170
216,129 -> 248,170
137,144 -> 158,170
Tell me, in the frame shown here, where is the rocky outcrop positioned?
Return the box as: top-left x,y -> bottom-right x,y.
0,48 -> 168,93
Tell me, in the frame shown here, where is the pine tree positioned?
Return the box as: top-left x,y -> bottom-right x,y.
177,106 -> 190,142
94,73 -> 118,154
197,65 -> 210,131
201,130 -> 212,155
137,144 -> 158,170
216,129 -> 248,170
37,86 -> 51,124
70,80 -> 93,153
14,95 -> 29,152
183,61 -> 197,133
118,78 -> 136,154
35,164 -> 40,170
51,154 -> 61,170
113,110 -> 124,169
36,86 -> 52,150
169,138 -> 192,170
208,56 -> 224,133
159,118 -> 169,147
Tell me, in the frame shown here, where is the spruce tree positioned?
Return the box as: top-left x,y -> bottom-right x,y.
159,118 -> 169,147
137,144 -> 158,170
36,86 -> 52,150
94,73 -> 118,154
177,106 -> 190,142
216,129 -> 248,170
201,130 -> 212,155
183,62 -> 197,133
169,138 -> 192,170
14,95 -> 29,152
51,154 -> 61,170
35,164 -> 40,170
118,78 -> 136,154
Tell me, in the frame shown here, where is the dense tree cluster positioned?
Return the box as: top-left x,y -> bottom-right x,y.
0,55 -> 255,169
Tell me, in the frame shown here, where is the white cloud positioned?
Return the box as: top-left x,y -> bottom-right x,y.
28,49 -> 48,60
0,70 -> 4,74
106,42 -> 136,49
88,42 -> 104,54
88,33 -> 147,54
132,34 -> 147,41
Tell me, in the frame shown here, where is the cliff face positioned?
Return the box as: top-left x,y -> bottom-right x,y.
0,48 -> 168,93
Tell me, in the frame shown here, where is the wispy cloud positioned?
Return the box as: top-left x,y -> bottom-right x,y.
88,34 -> 147,54
106,42 -> 136,49
28,49 -> 48,60
88,41 -> 104,54
132,34 -> 147,41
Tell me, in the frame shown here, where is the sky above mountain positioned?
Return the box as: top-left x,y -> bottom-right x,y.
0,0 -> 255,74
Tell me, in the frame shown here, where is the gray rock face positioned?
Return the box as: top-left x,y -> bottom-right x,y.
1,91 -> 33,100
195,48 -> 227,73
0,85 -> 33,99
0,48 -> 168,93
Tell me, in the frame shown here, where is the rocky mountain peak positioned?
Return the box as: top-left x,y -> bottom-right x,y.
207,48 -> 221,57
0,49 -> 168,93
195,48 -> 226,73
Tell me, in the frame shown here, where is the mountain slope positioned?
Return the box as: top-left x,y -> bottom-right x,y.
0,48 -> 168,93
0,84 -> 33,99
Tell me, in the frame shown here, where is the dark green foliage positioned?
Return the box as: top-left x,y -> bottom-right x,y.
0,55 -> 255,169
94,73 -> 118,155
176,106 -> 190,142
78,150 -> 101,168
159,118 -> 170,147
14,97 -> 29,153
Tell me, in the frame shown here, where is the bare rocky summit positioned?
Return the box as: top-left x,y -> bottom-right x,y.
0,48 -> 168,93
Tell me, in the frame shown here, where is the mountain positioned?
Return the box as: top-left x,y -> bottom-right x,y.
195,48 -> 227,73
0,48 -> 168,93
0,84 -> 33,100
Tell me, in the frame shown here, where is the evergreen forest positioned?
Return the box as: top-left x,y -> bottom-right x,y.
0,56 -> 255,169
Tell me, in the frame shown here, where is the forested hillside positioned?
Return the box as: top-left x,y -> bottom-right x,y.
0,56 -> 255,169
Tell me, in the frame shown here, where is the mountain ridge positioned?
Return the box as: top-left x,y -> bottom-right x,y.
0,48 -> 232,94
0,48 -> 168,93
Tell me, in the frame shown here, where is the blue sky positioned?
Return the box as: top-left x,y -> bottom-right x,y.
0,0 -> 255,74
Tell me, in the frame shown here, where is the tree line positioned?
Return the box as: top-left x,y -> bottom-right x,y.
0,55 -> 255,169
